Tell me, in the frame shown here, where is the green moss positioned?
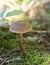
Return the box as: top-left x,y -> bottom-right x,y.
0,28 -> 50,65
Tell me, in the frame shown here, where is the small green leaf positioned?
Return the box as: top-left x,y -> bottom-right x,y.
6,10 -> 24,17
0,6 -> 7,18
6,56 -> 22,63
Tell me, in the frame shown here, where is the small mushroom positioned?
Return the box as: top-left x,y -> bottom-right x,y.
10,21 -> 32,56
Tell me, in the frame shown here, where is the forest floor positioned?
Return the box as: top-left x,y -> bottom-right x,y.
0,28 -> 50,65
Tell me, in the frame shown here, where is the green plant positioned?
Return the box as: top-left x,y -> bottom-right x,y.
0,6 -> 24,27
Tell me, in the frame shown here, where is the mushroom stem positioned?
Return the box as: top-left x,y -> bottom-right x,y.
19,33 -> 26,56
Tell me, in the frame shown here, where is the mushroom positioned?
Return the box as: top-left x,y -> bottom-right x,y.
10,21 -> 32,56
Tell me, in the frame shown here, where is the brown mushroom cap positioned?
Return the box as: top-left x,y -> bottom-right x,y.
10,21 -> 32,33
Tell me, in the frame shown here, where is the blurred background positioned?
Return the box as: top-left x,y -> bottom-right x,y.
0,0 -> 50,30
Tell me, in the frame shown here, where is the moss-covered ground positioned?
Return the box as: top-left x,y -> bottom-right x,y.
0,28 -> 50,65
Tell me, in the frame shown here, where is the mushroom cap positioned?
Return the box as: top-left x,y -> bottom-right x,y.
10,21 -> 32,33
